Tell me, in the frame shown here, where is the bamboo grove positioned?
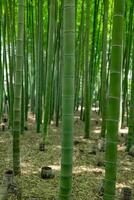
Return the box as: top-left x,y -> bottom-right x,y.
0,0 -> 134,199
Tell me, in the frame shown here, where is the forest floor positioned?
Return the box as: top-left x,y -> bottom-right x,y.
0,111 -> 134,200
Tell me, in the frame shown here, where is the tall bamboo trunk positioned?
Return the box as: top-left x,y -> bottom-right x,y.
59,0 -> 75,199
127,24 -> 134,151
0,1 -> 3,121
84,0 -> 90,138
13,0 -> 24,175
101,0 -> 109,138
43,0 -> 55,142
104,0 -> 125,199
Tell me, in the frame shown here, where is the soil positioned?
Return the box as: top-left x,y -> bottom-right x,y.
0,111 -> 134,200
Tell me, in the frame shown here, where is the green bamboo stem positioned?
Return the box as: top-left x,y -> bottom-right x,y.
55,22 -> 61,127
88,0 -> 99,136
59,0 -> 75,199
84,0 -> 90,138
122,5 -> 133,127
101,0 -> 109,138
43,0 -> 55,142
24,0 -> 29,122
30,1 -> 36,114
21,71 -> 24,134
13,0 -> 24,175
104,0 -> 125,199
75,0 -> 84,112
8,0 -> 14,129
0,2 -> 3,121
36,0 -> 43,133
127,25 -> 134,151
3,7 -> 10,115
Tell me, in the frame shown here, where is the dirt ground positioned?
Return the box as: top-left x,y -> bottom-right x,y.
0,111 -> 134,199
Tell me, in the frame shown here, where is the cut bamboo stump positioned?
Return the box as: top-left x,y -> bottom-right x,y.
39,143 -> 45,152
120,187 -> 132,200
0,123 -> 5,131
41,167 -> 54,179
98,179 -> 104,196
0,170 -> 14,200
3,118 -> 8,123
128,146 -> 134,157
96,152 -> 105,167
3,170 -> 14,187
98,139 -> 106,152
2,170 -> 21,200
74,140 -> 81,145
